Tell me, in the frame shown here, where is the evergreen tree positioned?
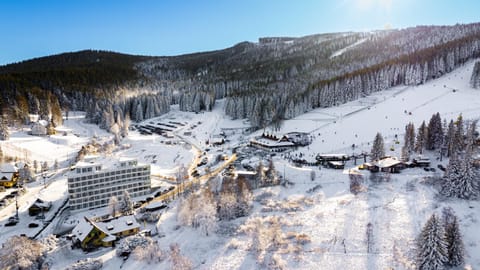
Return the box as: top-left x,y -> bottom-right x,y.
404,122 -> 416,153
426,113 -> 443,150
441,153 -> 478,199
453,114 -> 465,155
0,116 -> 9,141
370,132 -> 385,161
470,61 -> 480,89
415,121 -> 428,154
403,122 -> 415,160
417,214 -> 448,270
444,216 -> 465,267
33,160 -> 38,174
41,161 -> 48,172
121,114 -> 130,138
444,120 -> 456,158
465,120 -> 478,154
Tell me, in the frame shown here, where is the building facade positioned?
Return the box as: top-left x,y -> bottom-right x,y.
68,157 -> 151,211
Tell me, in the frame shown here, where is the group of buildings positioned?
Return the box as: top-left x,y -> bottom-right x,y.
67,156 -> 151,211
317,153 -> 432,173
66,156 -> 152,250
249,132 -> 312,152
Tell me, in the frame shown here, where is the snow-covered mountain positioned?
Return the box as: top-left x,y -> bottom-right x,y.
1,23 -> 480,132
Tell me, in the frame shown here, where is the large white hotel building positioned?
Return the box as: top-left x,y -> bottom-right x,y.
68,156 -> 151,211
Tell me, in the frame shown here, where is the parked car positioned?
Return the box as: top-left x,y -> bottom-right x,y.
28,223 -> 39,228
437,164 -> 446,171
5,221 -> 17,226
133,202 -> 142,209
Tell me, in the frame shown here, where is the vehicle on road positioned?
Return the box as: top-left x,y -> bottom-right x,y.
28,223 -> 39,228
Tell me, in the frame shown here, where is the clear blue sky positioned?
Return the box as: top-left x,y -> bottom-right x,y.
1,0 -> 479,65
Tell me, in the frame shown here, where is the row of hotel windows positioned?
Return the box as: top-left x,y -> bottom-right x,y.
70,167 -> 149,181
69,190 -> 149,210
68,175 -> 149,189
69,183 -> 149,198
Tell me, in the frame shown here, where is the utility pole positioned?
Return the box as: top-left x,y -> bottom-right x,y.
15,192 -> 19,219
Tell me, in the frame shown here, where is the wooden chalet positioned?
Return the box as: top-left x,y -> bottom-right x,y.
375,157 -> 405,173
28,198 -> 52,216
0,163 -> 19,188
72,215 -> 140,251
250,133 -> 296,152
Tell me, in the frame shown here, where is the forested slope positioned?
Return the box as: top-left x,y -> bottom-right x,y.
1,23 -> 480,133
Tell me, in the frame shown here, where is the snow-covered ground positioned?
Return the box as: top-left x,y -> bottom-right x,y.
1,60 -> 480,269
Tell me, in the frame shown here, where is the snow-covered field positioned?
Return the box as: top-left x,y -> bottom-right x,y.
1,60 -> 480,269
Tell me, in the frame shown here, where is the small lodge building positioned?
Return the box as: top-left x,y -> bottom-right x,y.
72,215 -> 140,250
375,157 -> 405,173
0,163 -> 19,188
361,157 -> 405,173
317,154 -> 349,166
250,133 -> 296,152
412,156 -> 431,167
327,161 -> 345,169
28,198 -> 52,216
30,121 -> 47,136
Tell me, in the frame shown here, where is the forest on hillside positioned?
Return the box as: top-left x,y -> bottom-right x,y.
1,23 -> 480,135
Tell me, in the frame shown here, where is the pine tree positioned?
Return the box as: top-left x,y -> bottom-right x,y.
444,120 -> 456,158
453,114 -> 465,155
441,153 -> 478,199
417,214 -> 448,270
0,116 -> 9,141
444,216 -> 465,267
404,122 -> 416,153
41,161 -> 48,172
415,121 -> 428,154
33,160 -> 38,174
54,159 -> 59,171
370,132 -> 385,161
426,113 -> 443,150
403,122 -> 415,161
470,61 -> 480,89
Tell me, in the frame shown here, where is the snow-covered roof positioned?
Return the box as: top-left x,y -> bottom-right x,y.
72,156 -> 147,175
72,218 -> 94,242
31,198 -> 52,208
38,120 -> 48,126
102,235 -> 116,243
376,157 -> 402,168
235,170 -> 257,176
328,161 -> 344,166
0,163 -> 18,173
0,172 -> 14,180
145,201 -> 167,211
250,137 -> 295,147
96,215 -> 140,235
318,154 -> 348,158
